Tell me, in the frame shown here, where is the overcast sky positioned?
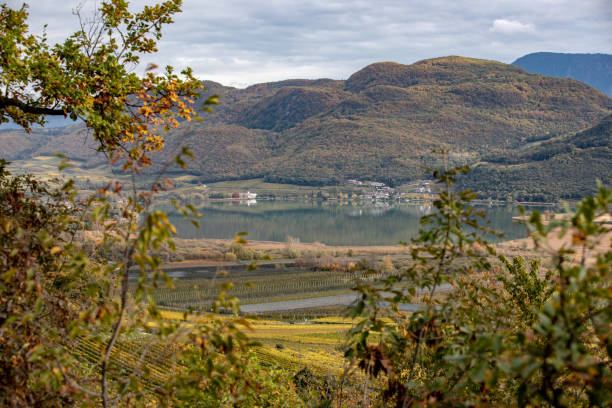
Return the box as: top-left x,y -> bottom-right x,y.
7,0 -> 612,87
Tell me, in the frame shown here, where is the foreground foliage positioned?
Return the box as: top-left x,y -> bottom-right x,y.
345,161 -> 611,407
0,2 -> 298,407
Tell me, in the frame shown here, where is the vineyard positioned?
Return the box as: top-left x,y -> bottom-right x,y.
71,310 -> 355,394
159,311 -> 352,377
100,265 -> 385,382
74,336 -> 186,393
149,267 -> 388,311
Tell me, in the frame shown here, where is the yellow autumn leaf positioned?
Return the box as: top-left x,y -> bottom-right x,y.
50,246 -> 62,255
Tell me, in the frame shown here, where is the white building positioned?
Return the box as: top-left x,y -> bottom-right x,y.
238,191 -> 257,199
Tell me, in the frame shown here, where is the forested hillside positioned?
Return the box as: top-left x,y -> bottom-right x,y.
458,114 -> 612,201
2,56 -> 611,196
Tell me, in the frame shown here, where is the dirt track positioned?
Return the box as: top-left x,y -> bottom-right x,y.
240,294 -> 421,314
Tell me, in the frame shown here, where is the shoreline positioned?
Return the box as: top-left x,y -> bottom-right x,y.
159,236 -> 527,271
202,196 -> 561,207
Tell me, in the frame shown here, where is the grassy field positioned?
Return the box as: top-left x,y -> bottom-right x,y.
207,178 -> 318,194
7,155 -> 207,197
7,159 -> 362,197
7,155 -> 120,184
205,178 -> 376,199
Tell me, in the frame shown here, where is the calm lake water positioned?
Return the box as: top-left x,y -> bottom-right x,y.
167,200 -> 549,246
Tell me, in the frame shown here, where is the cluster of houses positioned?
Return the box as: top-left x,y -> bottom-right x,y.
365,185 -> 394,200
416,182 -> 432,194
346,179 -> 435,201
347,180 -> 395,200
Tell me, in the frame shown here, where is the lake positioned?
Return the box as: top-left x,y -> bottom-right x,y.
167,200 -> 549,246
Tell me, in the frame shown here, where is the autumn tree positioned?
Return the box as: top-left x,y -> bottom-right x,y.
0,2 -> 297,407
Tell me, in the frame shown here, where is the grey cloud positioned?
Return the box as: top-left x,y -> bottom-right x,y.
6,0 -> 612,86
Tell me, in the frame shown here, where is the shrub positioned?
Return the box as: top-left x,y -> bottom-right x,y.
228,242 -> 255,260
284,236 -> 302,259
224,252 -> 238,262
380,255 -> 394,273
345,161 -> 611,407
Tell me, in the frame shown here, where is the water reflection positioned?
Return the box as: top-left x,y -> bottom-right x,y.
167,201 -> 545,246
238,199 -> 257,207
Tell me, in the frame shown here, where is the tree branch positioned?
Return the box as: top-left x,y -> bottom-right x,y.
0,95 -> 66,116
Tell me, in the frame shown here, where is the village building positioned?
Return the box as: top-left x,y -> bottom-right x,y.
237,191 -> 257,200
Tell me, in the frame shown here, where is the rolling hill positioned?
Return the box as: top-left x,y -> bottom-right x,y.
458,114 -> 612,201
1,56 -> 611,199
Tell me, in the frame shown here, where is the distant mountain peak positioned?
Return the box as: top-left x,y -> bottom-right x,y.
346,56 -> 527,92
512,52 -> 612,96
416,55 -> 508,66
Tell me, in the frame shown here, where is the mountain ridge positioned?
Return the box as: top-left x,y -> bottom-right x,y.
512,52 -> 612,96
1,56 -> 611,199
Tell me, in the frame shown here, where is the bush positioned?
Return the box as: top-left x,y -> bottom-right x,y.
228,242 -> 262,260
345,163 -> 612,407
284,236 -> 302,259
293,367 -> 337,407
224,252 -> 238,261
380,255 -> 394,273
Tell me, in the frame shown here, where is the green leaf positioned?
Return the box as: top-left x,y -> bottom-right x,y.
469,361 -> 488,383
